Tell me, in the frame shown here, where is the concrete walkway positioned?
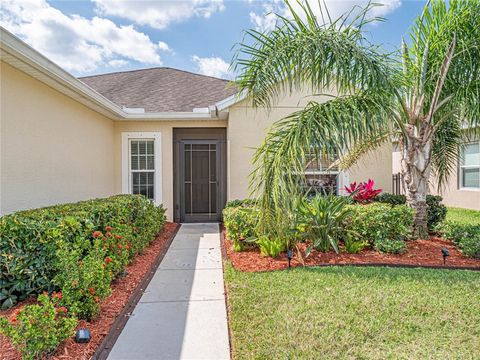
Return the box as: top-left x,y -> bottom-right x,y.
108,223 -> 230,360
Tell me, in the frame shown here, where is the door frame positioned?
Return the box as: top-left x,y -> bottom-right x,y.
173,128 -> 227,223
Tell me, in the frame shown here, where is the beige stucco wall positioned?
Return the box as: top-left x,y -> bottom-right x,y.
228,90 -> 326,200
0,61 -> 394,219
113,121 -> 227,220
0,62 -> 115,214
430,171 -> 480,210
227,90 -> 392,200
347,142 -> 393,193
392,149 -> 479,210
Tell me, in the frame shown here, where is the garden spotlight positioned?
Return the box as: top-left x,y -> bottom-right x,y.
441,247 -> 449,265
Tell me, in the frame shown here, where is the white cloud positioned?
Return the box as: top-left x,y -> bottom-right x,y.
93,0 -> 225,29
158,41 -> 172,52
249,0 -> 402,32
249,3 -> 278,32
108,59 -> 129,67
0,0 -> 172,74
192,55 -> 231,79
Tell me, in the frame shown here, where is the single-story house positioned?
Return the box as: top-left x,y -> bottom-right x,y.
1,27 -> 478,221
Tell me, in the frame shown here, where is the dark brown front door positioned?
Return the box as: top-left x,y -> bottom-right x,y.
173,129 -> 226,223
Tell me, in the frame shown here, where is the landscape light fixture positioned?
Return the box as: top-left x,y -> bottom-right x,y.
75,329 -> 91,343
286,248 -> 293,268
441,247 -> 449,265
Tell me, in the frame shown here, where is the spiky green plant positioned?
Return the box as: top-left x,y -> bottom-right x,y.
232,0 -> 480,238
298,195 -> 353,253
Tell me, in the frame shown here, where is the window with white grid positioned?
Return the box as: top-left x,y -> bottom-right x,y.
302,152 -> 339,195
130,139 -> 155,200
460,141 -> 480,189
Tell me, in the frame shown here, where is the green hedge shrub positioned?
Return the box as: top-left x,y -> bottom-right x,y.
0,294 -> 77,360
344,203 -> 414,252
374,238 -> 407,254
0,195 -> 166,310
437,221 -> 480,258
225,199 -> 258,208
53,243 -> 114,320
426,195 -> 447,230
223,204 -> 259,251
374,193 -> 406,206
375,193 -> 447,230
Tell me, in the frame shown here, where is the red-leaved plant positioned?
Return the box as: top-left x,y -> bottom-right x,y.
345,179 -> 382,203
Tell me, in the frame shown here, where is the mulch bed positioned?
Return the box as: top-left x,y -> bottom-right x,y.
0,222 -> 179,360
223,230 -> 480,272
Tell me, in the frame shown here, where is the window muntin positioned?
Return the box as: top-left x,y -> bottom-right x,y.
460,142 -> 480,189
130,139 -> 155,199
302,152 -> 339,195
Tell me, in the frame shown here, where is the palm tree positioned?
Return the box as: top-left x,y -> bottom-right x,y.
232,0 -> 479,238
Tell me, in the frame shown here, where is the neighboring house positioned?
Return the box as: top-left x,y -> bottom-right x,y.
1,27 -> 391,221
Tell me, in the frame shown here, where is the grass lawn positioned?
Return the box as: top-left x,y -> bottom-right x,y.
225,264 -> 480,359
447,207 -> 480,225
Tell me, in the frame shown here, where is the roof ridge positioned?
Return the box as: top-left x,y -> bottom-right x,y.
79,66 -> 232,82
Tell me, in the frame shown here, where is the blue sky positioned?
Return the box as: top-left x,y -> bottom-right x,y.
1,1 -> 427,78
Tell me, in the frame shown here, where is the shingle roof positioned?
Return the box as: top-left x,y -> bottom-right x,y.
79,67 -> 237,113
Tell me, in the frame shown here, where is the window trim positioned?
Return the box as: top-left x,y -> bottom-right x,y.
459,140 -> 480,191
122,132 -> 162,205
302,152 -> 348,196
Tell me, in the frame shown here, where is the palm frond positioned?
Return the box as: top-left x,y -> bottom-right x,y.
431,117 -> 462,191
249,90 -> 394,234
232,0 -> 397,109
333,132 -> 394,170
409,0 -> 480,127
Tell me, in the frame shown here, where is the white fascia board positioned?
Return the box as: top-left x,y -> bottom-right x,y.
122,112 -> 220,120
0,27 -> 222,122
215,89 -> 246,111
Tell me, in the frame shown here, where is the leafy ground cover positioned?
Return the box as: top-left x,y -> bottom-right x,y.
225,264 -> 480,360
446,207 -> 480,225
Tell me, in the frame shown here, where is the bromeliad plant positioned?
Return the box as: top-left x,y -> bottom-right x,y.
233,0 -> 480,238
298,195 -> 354,254
345,179 -> 382,203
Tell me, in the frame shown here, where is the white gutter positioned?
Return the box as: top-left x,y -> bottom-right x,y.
215,89 -> 246,111
124,112 -> 217,120
0,27 -> 227,121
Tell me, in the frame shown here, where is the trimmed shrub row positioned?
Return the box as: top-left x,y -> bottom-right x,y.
437,221 -> 480,258
1,195 -> 166,359
345,203 -> 414,254
374,193 -> 447,230
0,195 -> 166,311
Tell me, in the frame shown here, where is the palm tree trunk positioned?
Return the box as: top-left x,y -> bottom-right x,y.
399,125 -> 432,239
